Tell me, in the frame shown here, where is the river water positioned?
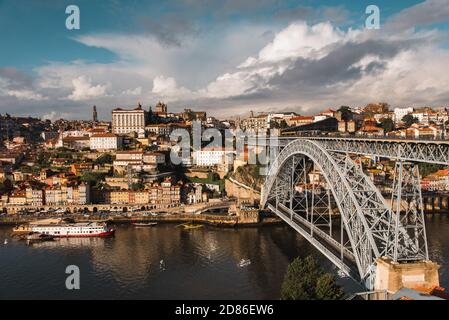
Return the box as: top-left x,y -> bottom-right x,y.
1,215 -> 448,299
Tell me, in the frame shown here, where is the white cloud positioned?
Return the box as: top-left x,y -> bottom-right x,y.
5,89 -> 47,101
152,75 -> 192,100
122,87 -> 142,96
42,111 -> 69,121
67,76 -> 107,101
3,1 -> 449,118
202,22 -> 346,99
257,22 -> 343,62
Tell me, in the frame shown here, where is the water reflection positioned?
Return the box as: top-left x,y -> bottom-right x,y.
1,215 -> 448,299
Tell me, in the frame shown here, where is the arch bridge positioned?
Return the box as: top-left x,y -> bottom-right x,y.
261,138 -> 442,291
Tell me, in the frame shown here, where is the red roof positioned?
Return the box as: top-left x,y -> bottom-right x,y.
291,116 -> 313,121
91,133 -> 117,138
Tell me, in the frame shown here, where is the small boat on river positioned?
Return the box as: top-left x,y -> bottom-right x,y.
238,258 -> 251,268
177,222 -> 204,230
132,222 -> 158,227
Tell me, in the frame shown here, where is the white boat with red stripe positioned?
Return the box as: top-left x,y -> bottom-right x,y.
30,221 -> 115,238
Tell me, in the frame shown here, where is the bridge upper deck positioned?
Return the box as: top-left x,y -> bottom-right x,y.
256,136 -> 449,165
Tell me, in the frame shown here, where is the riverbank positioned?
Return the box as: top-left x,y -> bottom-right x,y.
0,212 -> 282,228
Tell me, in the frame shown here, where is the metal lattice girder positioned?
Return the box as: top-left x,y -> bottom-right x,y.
310,185 -> 333,235
289,137 -> 449,165
261,139 -> 422,290
388,162 -> 429,262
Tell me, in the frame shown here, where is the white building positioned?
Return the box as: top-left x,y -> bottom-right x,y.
25,188 -> 44,206
143,152 -> 166,165
240,113 -> 270,132
393,107 -> 414,123
266,112 -> 297,123
145,123 -> 172,136
113,151 -> 143,166
112,105 -> 146,134
90,133 -> 122,150
193,148 -> 234,167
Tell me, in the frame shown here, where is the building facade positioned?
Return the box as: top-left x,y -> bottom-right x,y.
90,133 -> 122,150
44,184 -> 90,205
112,105 -> 146,134
193,148 -> 234,167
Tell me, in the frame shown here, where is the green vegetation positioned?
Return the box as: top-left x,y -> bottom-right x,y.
402,114 -> 418,127
80,172 -> 108,187
337,106 -> 352,121
0,179 -> 13,194
379,118 -> 395,133
130,182 -> 145,190
270,119 -> 289,129
187,172 -> 224,191
281,256 -> 345,300
36,151 -> 51,168
419,163 -> 446,178
230,164 -> 264,191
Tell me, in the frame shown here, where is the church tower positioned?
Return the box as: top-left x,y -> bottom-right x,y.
93,105 -> 98,122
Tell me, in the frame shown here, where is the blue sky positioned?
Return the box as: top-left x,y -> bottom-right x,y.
1,0 -> 449,119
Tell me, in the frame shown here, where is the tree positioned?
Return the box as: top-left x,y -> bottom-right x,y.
80,172 -> 107,186
270,121 -> 280,129
280,120 -> 288,129
0,179 -> 13,194
418,163 -> 445,178
315,273 -> 345,300
402,114 -> 418,127
379,118 -> 395,133
337,106 -> 352,121
280,255 -> 345,300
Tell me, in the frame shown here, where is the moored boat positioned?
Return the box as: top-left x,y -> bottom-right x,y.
12,224 -> 33,235
177,222 -> 204,230
23,232 -> 55,242
132,222 -> 158,227
15,220 -> 115,238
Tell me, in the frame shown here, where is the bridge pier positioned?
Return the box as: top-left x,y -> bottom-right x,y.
374,257 -> 440,293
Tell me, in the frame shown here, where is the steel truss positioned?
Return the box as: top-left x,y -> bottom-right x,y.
387,162 -> 429,261
297,137 -> 449,165
261,139 -> 422,290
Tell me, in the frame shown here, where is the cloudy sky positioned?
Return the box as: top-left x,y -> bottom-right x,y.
1,0 -> 449,120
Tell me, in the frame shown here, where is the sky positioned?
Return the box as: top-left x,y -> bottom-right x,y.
0,0 -> 449,120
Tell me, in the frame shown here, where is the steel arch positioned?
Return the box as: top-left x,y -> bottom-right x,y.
261,139 -> 415,288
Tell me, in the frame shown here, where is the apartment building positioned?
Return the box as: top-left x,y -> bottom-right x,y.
143,152 -> 166,165
240,113 -> 270,132
109,190 -> 150,205
193,147 -> 234,167
148,179 -> 181,207
113,150 -> 144,167
90,133 -> 123,150
25,188 -> 44,206
44,184 -> 90,205
287,116 -> 314,127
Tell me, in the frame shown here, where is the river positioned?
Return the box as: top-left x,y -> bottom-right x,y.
1,215 -> 448,299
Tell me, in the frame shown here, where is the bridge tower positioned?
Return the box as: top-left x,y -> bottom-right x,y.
374,161 -> 438,293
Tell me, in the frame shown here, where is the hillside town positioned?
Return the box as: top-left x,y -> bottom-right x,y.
1,102 -> 449,218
